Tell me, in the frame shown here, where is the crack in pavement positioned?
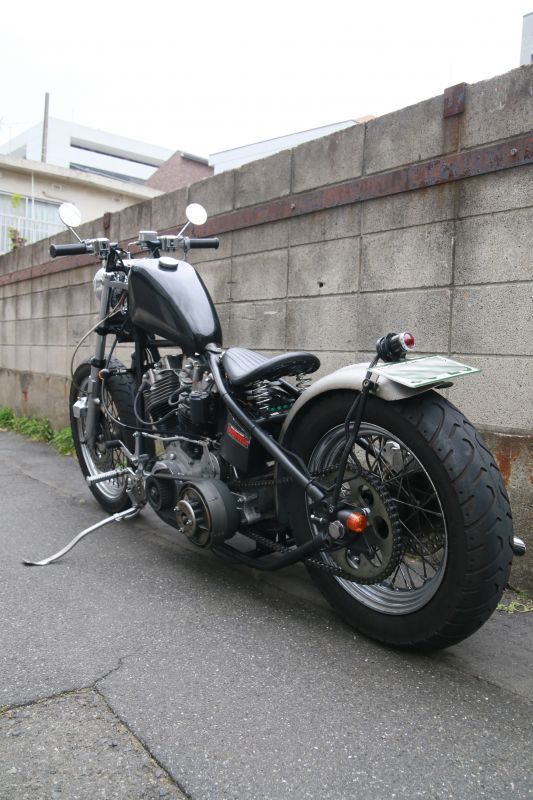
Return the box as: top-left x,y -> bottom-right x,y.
94,651 -> 195,800
1,649 -> 144,716
2,646 -> 191,800
0,686 -> 94,716
1,688 -> 188,800
93,649 -> 150,688
93,687 -> 195,800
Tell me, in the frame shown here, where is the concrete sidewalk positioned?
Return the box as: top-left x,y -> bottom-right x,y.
1,431 -> 532,800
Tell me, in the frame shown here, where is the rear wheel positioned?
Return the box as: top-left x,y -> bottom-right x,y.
70,359 -> 139,514
287,391 -> 513,650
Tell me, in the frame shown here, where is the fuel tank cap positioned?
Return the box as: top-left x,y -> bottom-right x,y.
158,256 -> 179,271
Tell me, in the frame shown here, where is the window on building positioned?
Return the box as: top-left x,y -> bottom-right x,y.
0,192 -> 63,254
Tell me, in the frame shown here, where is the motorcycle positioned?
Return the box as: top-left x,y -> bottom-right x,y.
24,201 -> 526,650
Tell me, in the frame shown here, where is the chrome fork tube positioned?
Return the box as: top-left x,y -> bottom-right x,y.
85,280 -> 111,447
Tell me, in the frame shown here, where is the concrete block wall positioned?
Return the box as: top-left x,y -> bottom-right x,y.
0,65 -> 532,584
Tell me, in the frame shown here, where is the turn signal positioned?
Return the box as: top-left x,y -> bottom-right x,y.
345,512 -> 367,534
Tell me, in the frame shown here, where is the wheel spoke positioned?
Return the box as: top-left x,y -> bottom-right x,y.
398,519 -> 441,571
77,374 -> 128,501
398,563 -> 414,590
380,460 -> 416,487
389,562 -> 402,586
394,498 -> 442,517
403,557 -> 430,583
309,419 -> 448,615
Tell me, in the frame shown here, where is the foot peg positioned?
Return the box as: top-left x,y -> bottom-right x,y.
86,468 -> 130,486
22,506 -> 140,566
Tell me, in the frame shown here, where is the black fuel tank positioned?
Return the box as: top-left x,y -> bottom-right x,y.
128,259 -> 222,354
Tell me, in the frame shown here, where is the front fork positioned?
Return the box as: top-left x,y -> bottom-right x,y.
84,282 -> 111,448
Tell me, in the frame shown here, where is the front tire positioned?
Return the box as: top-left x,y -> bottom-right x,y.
287,391 -> 513,650
70,359 -> 139,514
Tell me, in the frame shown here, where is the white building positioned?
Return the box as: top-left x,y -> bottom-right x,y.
0,119 -> 212,254
0,154 -> 161,254
0,118 -> 175,184
521,12 -> 533,65
209,120 -> 362,174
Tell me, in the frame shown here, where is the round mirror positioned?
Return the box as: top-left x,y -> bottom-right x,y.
185,203 -> 208,226
59,202 -> 82,228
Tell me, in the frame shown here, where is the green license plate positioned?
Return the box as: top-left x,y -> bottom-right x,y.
371,356 -> 480,388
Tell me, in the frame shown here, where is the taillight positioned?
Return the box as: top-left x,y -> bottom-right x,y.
400,331 -> 415,350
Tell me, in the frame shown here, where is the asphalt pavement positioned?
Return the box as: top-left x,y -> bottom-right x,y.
1,431 -> 532,800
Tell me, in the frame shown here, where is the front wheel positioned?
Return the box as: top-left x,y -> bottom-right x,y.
287,391 -> 513,650
70,359 -> 139,514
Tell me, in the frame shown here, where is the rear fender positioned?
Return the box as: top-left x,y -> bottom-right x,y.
280,361 -> 433,443
274,362 -> 433,520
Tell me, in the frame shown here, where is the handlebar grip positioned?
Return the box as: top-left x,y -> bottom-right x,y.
49,242 -> 91,258
187,237 -> 220,249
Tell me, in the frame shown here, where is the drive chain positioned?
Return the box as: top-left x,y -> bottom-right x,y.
230,464 -> 361,581
244,527 -> 359,582
229,463 -> 359,491
239,467 -> 403,586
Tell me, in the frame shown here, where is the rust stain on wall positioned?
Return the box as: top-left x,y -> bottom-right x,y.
491,435 -> 533,488
443,82 -> 467,117
0,134 -> 531,289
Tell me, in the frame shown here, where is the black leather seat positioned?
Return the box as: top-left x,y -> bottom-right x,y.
221,347 -> 320,387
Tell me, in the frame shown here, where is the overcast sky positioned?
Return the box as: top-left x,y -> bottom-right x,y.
1,0 -> 530,159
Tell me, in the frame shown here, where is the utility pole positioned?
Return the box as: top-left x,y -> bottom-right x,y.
41,92 -> 49,163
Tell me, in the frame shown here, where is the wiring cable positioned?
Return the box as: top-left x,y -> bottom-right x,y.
70,292 -> 127,391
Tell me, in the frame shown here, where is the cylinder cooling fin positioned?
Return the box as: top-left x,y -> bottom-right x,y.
143,369 -> 181,420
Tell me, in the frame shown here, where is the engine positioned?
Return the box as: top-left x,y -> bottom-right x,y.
142,354 -> 216,437
142,354 -> 182,433
143,353 -> 217,498
143,354 -> 279,548
143,354 -> 231,544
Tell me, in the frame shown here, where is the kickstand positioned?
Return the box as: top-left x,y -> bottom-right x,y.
22,506 -> 141,566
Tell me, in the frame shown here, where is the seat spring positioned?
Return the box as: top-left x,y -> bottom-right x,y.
295,373 -> 312,391
244,381 -> 273,414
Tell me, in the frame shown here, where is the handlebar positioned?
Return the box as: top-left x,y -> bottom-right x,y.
186,237 -> 219,250
49,242 -> 92,258
49,234 -> 220,261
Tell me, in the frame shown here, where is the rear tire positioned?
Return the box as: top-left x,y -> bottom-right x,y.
287,391 -> 514,650
70,359 -> 140,514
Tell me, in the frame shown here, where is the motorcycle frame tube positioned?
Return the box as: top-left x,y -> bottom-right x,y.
207,351 -> 327,505
214,530 -> 330,571
274,362 -> 436,515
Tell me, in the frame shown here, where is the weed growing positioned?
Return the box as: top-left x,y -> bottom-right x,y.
497,587 -> 533,613
0,407 -> 15,428
12,415 -> 54,442
52,427 -> 75,456
0,407 -> 74,456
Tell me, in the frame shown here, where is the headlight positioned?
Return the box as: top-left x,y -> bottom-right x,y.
93,267 -> 106,302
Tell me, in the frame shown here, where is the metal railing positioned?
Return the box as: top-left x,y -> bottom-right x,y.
0,213 -> 63,255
